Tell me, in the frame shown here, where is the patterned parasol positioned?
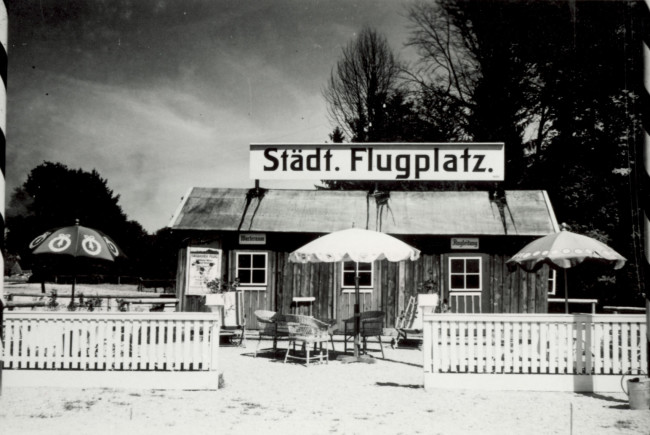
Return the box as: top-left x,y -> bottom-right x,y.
507,224 -> 626,313
29,220 -> 124,307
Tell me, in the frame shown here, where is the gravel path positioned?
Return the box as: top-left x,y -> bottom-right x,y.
1,338 -> 649,435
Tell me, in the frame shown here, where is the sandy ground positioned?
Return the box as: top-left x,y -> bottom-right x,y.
1,334 -> 649,435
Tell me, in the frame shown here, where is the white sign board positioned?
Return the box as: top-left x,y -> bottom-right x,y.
239,233 -> 266,245
187,247 -> 222,295
250,143 -> 504,181
451,238 -> 479,250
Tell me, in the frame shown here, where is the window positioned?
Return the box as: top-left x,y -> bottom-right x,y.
236,252 -> 268,287
342,261 -> 373,290
449,257 -> 482,291
548,269 -> 557,296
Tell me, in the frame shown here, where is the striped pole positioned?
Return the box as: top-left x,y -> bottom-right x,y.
0,1 -> 6,395
644,0 -> 650,377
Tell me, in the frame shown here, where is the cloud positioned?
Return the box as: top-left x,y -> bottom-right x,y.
6,0 -> 415,231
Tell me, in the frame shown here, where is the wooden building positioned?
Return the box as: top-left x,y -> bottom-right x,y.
168,187 -> 560,331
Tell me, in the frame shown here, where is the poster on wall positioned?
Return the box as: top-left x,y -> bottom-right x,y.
187,247 -> 222,295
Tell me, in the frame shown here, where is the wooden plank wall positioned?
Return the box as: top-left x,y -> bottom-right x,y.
272,253 -> 549,329
176,247 -> 550,328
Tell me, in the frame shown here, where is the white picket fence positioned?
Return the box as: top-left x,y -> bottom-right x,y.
1,312 -> 221,388
422,313 -> 647,392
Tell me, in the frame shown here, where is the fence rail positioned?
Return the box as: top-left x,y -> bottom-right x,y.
2,312 -> 220,371
423,314 -> 647,378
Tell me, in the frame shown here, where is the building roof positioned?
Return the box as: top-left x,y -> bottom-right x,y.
168,187 -> 559,236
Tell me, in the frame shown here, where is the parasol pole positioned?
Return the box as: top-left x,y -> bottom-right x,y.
354,262 -> 360,358
69,220 -> 79,310
564,269 -> 569,314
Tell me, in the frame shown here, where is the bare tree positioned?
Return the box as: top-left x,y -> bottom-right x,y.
323,27 -> 402,142
405,0 -> 479,110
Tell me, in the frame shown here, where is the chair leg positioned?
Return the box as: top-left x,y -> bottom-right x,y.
329,334 -> 335,352
284,340 -> 292,364
378,335 -> 385,359
255,335 -> 263,357
306,344 -> 310,367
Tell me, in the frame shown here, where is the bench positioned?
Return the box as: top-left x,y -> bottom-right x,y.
137,278 -> 176,293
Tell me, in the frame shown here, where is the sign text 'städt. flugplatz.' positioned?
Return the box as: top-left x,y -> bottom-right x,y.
250,143 -> 504,181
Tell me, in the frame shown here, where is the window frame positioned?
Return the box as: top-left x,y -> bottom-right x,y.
548,269 -> 557,296
341,261 -> 374,293
235,251 -> 268,290
448,256 -> 483,292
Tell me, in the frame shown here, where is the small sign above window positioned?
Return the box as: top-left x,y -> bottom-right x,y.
451,238 -> 479,250
239,233 -> 266,245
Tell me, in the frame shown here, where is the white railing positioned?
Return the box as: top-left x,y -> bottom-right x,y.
423,314 -> 646,375
2,312 -> 220,371
548,298 -> 598,314
449,292 -> 482,313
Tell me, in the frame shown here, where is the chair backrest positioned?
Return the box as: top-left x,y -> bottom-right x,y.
254,310 -> 277,334
396,294 -> 440,331
396,296 -> 418,330
281,314 -> 327,337
359,310 -> 384,320
221,290 -> 245,327
254,310 -> 276,323
360,311 -> 384,336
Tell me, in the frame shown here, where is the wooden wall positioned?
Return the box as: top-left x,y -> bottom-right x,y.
176,242 -> 550,330
263,253 -> 549,331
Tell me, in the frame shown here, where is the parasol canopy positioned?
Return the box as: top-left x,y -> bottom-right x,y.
290,228 -> 420,362
506,224 -> 626,313
29,220 -> 123,261
29,220 -> 124,307
289,228 -> 421,264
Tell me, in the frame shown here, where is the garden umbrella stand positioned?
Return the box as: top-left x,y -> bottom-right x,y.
506,224 -> 626,314
28,219 -> 124,308
289,228 -> 420,363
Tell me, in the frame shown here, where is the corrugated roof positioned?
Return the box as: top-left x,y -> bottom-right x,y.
168,188 -> 558,236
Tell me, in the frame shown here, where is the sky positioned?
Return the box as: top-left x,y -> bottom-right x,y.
6,0 -> 416,233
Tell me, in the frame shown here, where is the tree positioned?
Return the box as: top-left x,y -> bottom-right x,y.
403,0 -> 645,305
323,27 -> 403,143
319,1 -> 643,306
5,162 -> 148,275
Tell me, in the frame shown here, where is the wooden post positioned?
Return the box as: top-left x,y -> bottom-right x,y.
0,0 -> 7,396
637,0 -> 650,374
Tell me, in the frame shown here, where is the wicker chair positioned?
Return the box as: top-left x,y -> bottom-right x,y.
282,314 -> 332,366
254,310 -> 289,358
343,310 -> 385,358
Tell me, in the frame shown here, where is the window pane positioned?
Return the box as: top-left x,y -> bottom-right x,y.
450,275 -> 464,289
343,261 -> 355,272
238,270 -> 251,284
451,259 -> 464,273
466,259 -> 480,274
358,272 -> 371,287
252,269 -> 266,284
238,254 -> 251,268
358,262 -> 372,271
252,254 -> 266,268
466,275 -> 480,289
342,271 -> 353,286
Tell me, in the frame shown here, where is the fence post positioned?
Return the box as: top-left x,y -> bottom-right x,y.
643,0 -> 650,376
209,315 -> 220,373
